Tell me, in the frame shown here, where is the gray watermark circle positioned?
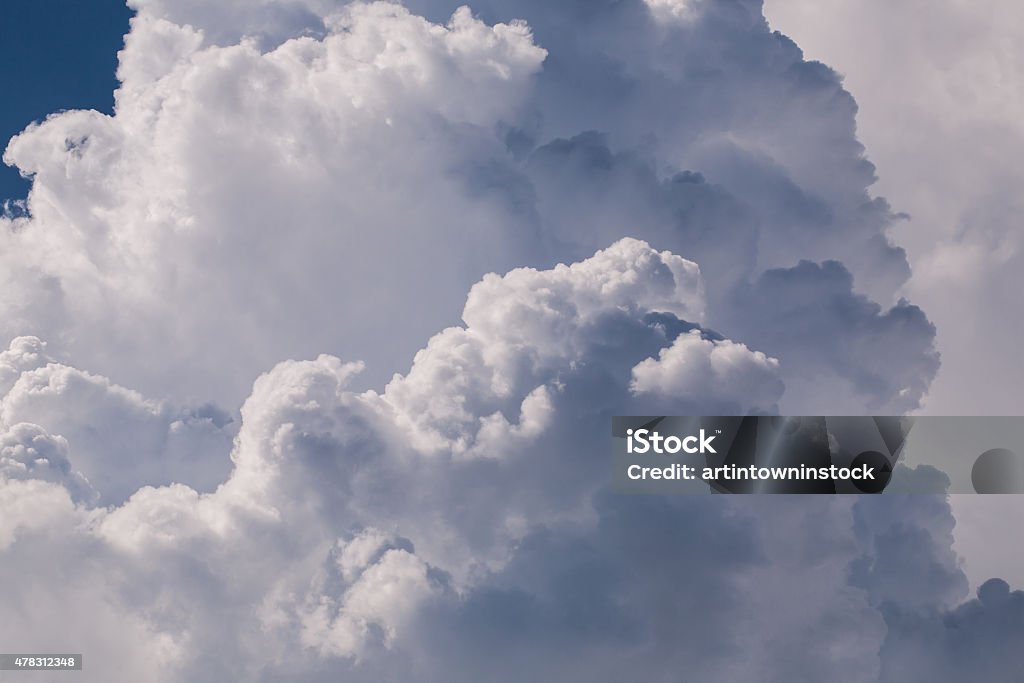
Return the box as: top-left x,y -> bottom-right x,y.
971,448 -> 1024,494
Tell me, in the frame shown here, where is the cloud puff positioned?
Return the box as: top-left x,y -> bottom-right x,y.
382,237 -> 709,455
631,330 -> 783,413
0,337 -> 234,504
644,0 -> 697,22
0,335 -> 51,395
724,260 -> 940,413
0,423 -> 95,504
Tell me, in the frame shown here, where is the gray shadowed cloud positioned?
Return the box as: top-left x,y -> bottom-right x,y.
762,0 -> 1024,597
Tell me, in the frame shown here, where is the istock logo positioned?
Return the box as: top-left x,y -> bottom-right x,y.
626,428 -> 717,454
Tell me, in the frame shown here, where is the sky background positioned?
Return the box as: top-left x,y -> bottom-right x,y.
1,1 -> 1022,681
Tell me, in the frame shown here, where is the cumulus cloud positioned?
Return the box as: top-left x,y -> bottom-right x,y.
1,0 -> 1014,681
763,0 -> 1024,594
0,240 -> 791,679
644,0 -> 697,22
725,260 -> 939,413
0,235 -> 1014,682
0,423 -> 95,504
0,338 -> 234,504
878,579 -> 1024,683
2,1 -> 549,403
630,330 -> 783,413
763,0 -> 1024,416
2,0 -> 935,414
0,335 -> 52,394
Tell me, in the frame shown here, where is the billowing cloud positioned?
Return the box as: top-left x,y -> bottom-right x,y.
763,0 -> 1024,593
0,239 -> 792,680
0,336 -> 51,395
725,260 -> 939,413
0,0 -> 1015,681
878,579 -> 1024,683
0,236 -> 1016,682
763,0 -> 1024,416
0,347 -> 234,503
0,423 -> 95,504
2,0 -> 935,413
630,330 -> 783,412
2,2 -> 550,402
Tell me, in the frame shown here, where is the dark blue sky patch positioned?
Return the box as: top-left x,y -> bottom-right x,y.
0,0 -> 132,205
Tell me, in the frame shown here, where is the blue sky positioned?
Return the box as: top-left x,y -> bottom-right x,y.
0,0 -> 131,204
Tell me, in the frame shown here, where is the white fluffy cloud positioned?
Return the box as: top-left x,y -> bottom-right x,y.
0,234 -> 1012,681
0,239 -> 794,680
631,330 -> 782,410
0,336 -> 51,394
2,0 -> 1014,680
0,337 -> 234,504
643,0 -> 697,22
2,2 -> 548,403
0,423 -> 95,504
2,0 -> 937,414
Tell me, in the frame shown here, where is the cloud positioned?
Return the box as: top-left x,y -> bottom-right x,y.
3,2 -> 549,403
630,330 -> 783,413
763,0 -> 1024,417
0,424 -> 95,505
0,336 -> 52,394
0,338 -> 234,504
1,0 -> 1013,681
725,260 -> 939,413
644,0 -> 697,22
762,0 -> 1024,595
2,0 -> 935,415
0,239 -> 795,680
877,579 -> 1024,683
0,236 -> 1011,682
